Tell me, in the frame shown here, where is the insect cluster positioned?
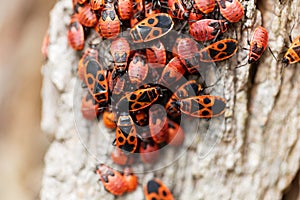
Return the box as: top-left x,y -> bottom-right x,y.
62,0 -> 299,198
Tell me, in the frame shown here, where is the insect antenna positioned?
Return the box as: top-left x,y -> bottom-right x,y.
236,62 -> 248,68
268,47 -> 278,62
288,23 -> 296,43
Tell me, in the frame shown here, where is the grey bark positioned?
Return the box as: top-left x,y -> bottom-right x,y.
41,0 -> 300,199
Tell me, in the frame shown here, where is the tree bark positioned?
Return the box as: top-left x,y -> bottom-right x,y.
41,0 -> 300,199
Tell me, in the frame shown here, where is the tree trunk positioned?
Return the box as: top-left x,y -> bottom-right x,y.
40,0 -> 300,199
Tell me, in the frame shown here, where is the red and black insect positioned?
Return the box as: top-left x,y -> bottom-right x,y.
95,164 -> 128,196
158,57 -> 186,87
110,37 -> 131,76
146,40 -> 167,68
198,39 -> 238,62
115,112 -> 138,153
166,120 -> 185,146
216,0 -> 244,23
98,0 -> 121,38
282,34 -> 300,65
117,0 -> 134,20
189,19 -> 229,42
179,95 -> 226,118
139,139 -> 160,164
123,167 -> 138,192
81,92 -> 99,120
130,13 -> 174,43
173,37 -> 200,74
76,3 -> 98,27
67,14 -> 84,51
83,59 -> 109,105
168,0 -> 189,20
128,52 -> 149,85
248,26 -> 269,64
149,104 -> 168,144
194,0 -> 215,14
144,178 -> 174,200
117,85 -> 163,112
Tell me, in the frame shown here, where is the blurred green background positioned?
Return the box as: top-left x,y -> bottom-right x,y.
0,0 -> 55,199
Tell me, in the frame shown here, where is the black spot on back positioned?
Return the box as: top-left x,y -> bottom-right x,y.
148,18 -> 155,24
147,180 -> 160,194
88,77 -> 94,85
118,136 -> 124,143
162,190 -> 167,196
153,30 -> 160,36
129,135 -> 136,142
201,110 -> 210,116
203,97 -> 211,104
130,94 -> 137,100
217,43 -> 224,49
133,103 -> 142,109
